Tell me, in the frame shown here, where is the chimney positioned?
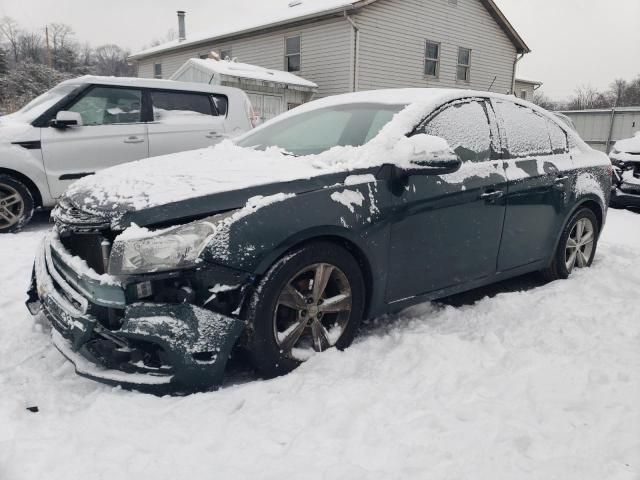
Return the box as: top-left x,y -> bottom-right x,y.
177,11 -> 186,41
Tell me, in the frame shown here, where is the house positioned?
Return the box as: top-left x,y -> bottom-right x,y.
514,78 -> 542,101
129,0 -> 530,100
170,57 -> 318,122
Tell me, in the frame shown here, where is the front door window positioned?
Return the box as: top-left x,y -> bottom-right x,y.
68,87 -> 142,125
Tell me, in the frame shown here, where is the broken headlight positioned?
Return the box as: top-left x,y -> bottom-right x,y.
108,211 -> 238,275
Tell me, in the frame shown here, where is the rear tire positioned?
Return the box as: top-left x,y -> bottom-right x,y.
245,242 -> 366,378
0,174 -> 35,233
541,207 -> 599,282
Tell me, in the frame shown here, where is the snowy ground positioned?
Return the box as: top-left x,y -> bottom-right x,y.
1,209 -> 639,480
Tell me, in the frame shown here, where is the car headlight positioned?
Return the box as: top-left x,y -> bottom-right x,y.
108,211 -> 237,275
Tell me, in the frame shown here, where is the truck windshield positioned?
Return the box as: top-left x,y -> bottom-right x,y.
236,103 -> 405,156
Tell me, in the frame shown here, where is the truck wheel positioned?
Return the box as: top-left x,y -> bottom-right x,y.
246,242 -> 366,378
541,207 -> 599,281
0,174 -> 35,233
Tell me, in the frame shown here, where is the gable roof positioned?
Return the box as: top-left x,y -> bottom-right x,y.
129,0 -> 529,61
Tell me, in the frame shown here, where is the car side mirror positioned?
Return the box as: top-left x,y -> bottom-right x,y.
405,152 -> 462,176
50,111 -> 83,129
394,134 -> 462,176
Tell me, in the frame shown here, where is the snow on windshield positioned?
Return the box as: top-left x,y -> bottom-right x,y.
10,84 -> 81,121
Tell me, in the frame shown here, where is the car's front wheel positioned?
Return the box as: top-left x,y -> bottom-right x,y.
0,174 -> 35,233
542,207 -> 599,281
246,242 -> 366,378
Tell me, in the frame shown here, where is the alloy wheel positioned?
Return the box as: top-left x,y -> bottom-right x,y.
565,217 -> 595,273
273,263 -> 352,361
0,183 -> 24,230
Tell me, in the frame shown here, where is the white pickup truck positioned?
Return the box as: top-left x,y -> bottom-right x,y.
0,76 -> 255,232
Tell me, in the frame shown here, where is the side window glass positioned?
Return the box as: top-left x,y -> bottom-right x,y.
494,100 -> 552,157
68,87 -> 142,126
546,119 -> 568,154
212,95 -> 228,116
418,100 -> 491,162
151,91 -> 214,121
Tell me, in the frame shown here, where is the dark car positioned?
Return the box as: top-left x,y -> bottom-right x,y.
27,89 -> 612,392
610,133 -> 640,208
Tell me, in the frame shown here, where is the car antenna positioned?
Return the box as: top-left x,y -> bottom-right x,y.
487,75 -> 497,92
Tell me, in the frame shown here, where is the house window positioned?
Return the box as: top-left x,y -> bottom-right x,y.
424,41 -> 440,77
153,63 -> 163,79
520,90 -> 528,100
457,47 -> 471,82
285,35 -> 301,72
220,49 -> 232,60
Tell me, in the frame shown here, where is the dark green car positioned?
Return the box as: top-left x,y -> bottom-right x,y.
27,89 -> 612,391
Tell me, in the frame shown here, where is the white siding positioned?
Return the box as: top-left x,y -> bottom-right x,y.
515,81 -> 536,101
136,17 -> 353,98
354,0 -> 517,94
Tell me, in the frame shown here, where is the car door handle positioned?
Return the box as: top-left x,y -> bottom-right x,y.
480,190 -> 504,201
124,136 -> 145,144
555,175 -> 569,183
206,132 -> 224,139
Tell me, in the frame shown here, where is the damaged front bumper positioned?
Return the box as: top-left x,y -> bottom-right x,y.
26,232 -> 246,392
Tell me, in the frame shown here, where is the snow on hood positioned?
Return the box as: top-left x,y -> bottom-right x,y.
65,100 -> 453,215
614,131 -> 640,154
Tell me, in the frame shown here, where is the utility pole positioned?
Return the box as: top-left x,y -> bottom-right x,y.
45,25 -> 52,68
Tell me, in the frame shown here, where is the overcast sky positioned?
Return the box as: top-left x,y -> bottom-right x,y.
1,0 -> 638,100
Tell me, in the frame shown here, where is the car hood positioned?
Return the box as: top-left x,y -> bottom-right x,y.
614,134 -> 640,154
0,116 -> 37,143
63,141 -> 379,229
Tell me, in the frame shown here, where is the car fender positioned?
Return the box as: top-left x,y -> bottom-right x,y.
0,137 -> 53,207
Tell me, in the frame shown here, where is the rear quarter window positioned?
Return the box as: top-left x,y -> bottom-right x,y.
212,95 -> 228,116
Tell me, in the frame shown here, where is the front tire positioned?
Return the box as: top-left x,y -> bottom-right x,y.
541,207 -> 599,281
0,174 -> 35,233
246,242 -> 366,378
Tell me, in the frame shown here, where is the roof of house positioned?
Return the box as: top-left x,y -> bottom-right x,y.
171,58 -> 319,89
515,78 -> 543,87
129,0 -> 530,61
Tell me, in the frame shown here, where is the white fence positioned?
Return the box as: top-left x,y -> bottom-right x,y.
561,107 -> 640,153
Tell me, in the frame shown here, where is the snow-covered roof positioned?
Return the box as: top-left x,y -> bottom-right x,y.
129,0 -> 529,60
515,78 -> 543,87
171,59 -> 318,89
58,75 -> 239,94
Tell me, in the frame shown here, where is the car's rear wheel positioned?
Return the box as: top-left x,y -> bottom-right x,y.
0,174 -> 34,233
541,207 -> 599,281
246,242 -> 365,378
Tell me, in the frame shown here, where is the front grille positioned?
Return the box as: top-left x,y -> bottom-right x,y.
59,233 -> 108,274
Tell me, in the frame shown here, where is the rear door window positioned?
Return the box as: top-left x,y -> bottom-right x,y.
416,99 -> 491,162
151,91 -> 215,121
494,101 -> 552,158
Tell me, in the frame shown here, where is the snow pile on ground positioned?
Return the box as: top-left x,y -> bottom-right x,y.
0,209 -> 638,480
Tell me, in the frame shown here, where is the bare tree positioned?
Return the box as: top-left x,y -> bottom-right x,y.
0,17 -> 21,63
49,23 -> 76,71
93,44 -> 135,76
532,91 -> 557,111
149,29 -> 177,48
567,85 -> 613,110
18,31 -> 44,63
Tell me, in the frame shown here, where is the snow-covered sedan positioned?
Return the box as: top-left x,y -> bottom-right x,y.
0,76 -> 254,232
610,132 -> 640,208
26,89 -> 612,391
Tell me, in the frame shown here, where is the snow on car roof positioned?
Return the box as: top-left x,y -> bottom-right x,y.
177,58 -> 318,89
58,75 -> 240,95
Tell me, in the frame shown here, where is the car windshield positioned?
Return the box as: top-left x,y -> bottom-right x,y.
236,103 -> 406,156
14,84 -> 82,121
